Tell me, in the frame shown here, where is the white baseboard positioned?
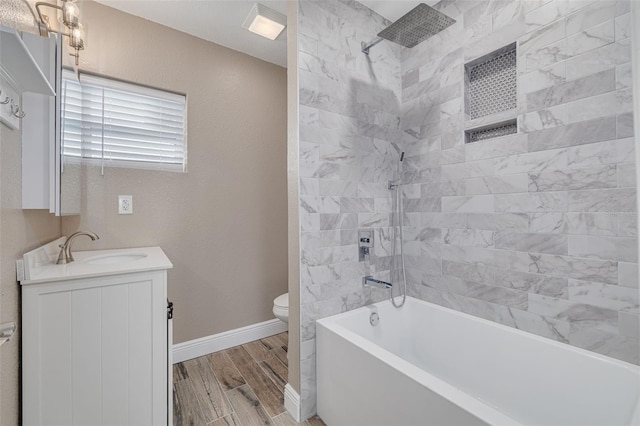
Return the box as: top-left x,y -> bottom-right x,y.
284,383 -> 301,422
172,319 -> 288,363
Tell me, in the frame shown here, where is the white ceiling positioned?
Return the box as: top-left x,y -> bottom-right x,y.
95,0 -> 433,68
95,0 -> 289,67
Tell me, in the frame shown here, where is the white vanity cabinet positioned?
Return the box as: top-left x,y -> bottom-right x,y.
20,242 -> 173,426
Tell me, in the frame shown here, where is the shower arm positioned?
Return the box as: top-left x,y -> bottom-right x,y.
361,38 -> 384,55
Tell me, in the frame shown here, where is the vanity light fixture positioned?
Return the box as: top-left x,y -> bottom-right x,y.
35,0 -> 86,65
242,3 -> 286,40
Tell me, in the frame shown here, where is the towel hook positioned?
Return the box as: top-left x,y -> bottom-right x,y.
10,100 -> 26,119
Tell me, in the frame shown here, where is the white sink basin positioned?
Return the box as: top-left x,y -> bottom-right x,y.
83,253 -> 148,265
20,240 -> 173,284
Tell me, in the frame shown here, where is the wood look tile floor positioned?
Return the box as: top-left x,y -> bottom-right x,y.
173,332 -> 325,426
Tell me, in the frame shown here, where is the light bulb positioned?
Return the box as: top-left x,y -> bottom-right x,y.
69,26 -> 85,50
62,1 -> 80,28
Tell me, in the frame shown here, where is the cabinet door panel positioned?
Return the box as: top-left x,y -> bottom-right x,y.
71,287 -> 102,425
101,283 -> 130,425
40,291 -> 72,425
128,279 -> 154,425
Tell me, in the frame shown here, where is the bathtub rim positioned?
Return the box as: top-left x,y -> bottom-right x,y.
316,296 -> 640,425
317,296 -> 640,372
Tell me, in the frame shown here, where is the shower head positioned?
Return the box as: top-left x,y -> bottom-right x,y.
362,3 -> 456,54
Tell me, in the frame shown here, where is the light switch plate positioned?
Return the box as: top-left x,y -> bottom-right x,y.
118,195 -> 133,214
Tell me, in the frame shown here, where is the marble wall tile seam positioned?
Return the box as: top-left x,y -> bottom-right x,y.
525,68 -> 616,111
512,251 -> 619,285
301,230 -> 346,249
298,160 -> 342,180
568,278 -> 639,314
519,16 -> 566,56
523,16 -> 622,73
420,286 -> 573,343
445,245 -> 624,272
441,158 -> 495,180
414,172 -> 604,195
464,133 -> 529,161
564,87 -> 633,125
300,80 -> 400,122
521,0 -> 556,16
299,3 -> 387,53
463,174 -> 528,195
527,291 -> 620,323
564,0 -> 629,37
403,79 -> 463,105
567,234 -> 638,263
299,118 -> 360,138
423,274 -> 530,310
442,194 -> 495,213
494,148 -> 568,175
564,38 -> 630,82
526,115 -> 618,152
523,0 -> 567,32
494,231 -> 568,255
442,227 -> 495,248
527,164 -> 619,192
565,18 -> 615,58
434,264 -> 569,302
566,187 -> 636,213
565,137 -> 635,169
493,266 -> 569,298
519,61 -> 567,95
521,6 -> 618,56
527,211 -> 637,237
415,50 -> 464,85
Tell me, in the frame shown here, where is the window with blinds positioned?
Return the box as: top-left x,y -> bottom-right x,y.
61,70 -> 187,172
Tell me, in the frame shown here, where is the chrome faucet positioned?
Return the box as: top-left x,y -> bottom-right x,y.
362,276 -> 393,290
56,231 -> 100,264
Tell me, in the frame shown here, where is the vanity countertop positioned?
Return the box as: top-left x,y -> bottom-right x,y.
20,237 -> 173,285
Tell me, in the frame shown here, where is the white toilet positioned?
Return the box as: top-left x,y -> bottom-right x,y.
273,293 -> 288,324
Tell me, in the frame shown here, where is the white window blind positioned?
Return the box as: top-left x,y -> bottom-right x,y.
61,70 -> 187,172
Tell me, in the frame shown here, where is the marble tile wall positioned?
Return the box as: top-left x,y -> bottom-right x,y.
296,0 -> 403,418
401,0 -> 638,366
297,0 -> 637,419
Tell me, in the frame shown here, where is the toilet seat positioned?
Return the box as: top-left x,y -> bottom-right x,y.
273,293 -> 288,324
274,293 -> 288,309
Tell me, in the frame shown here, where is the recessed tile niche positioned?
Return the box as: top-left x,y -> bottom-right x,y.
466,119 -> 517,143
464,42 -> 517,143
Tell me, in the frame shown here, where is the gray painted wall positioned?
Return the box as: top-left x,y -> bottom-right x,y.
60,2 -> 289,345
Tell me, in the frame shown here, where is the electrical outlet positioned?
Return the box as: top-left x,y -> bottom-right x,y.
118,195 -> 133,214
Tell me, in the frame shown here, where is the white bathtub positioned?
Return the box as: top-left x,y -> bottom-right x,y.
316,297 -> 640,426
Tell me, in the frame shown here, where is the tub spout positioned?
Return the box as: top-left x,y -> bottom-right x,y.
363,276 -> 393,289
